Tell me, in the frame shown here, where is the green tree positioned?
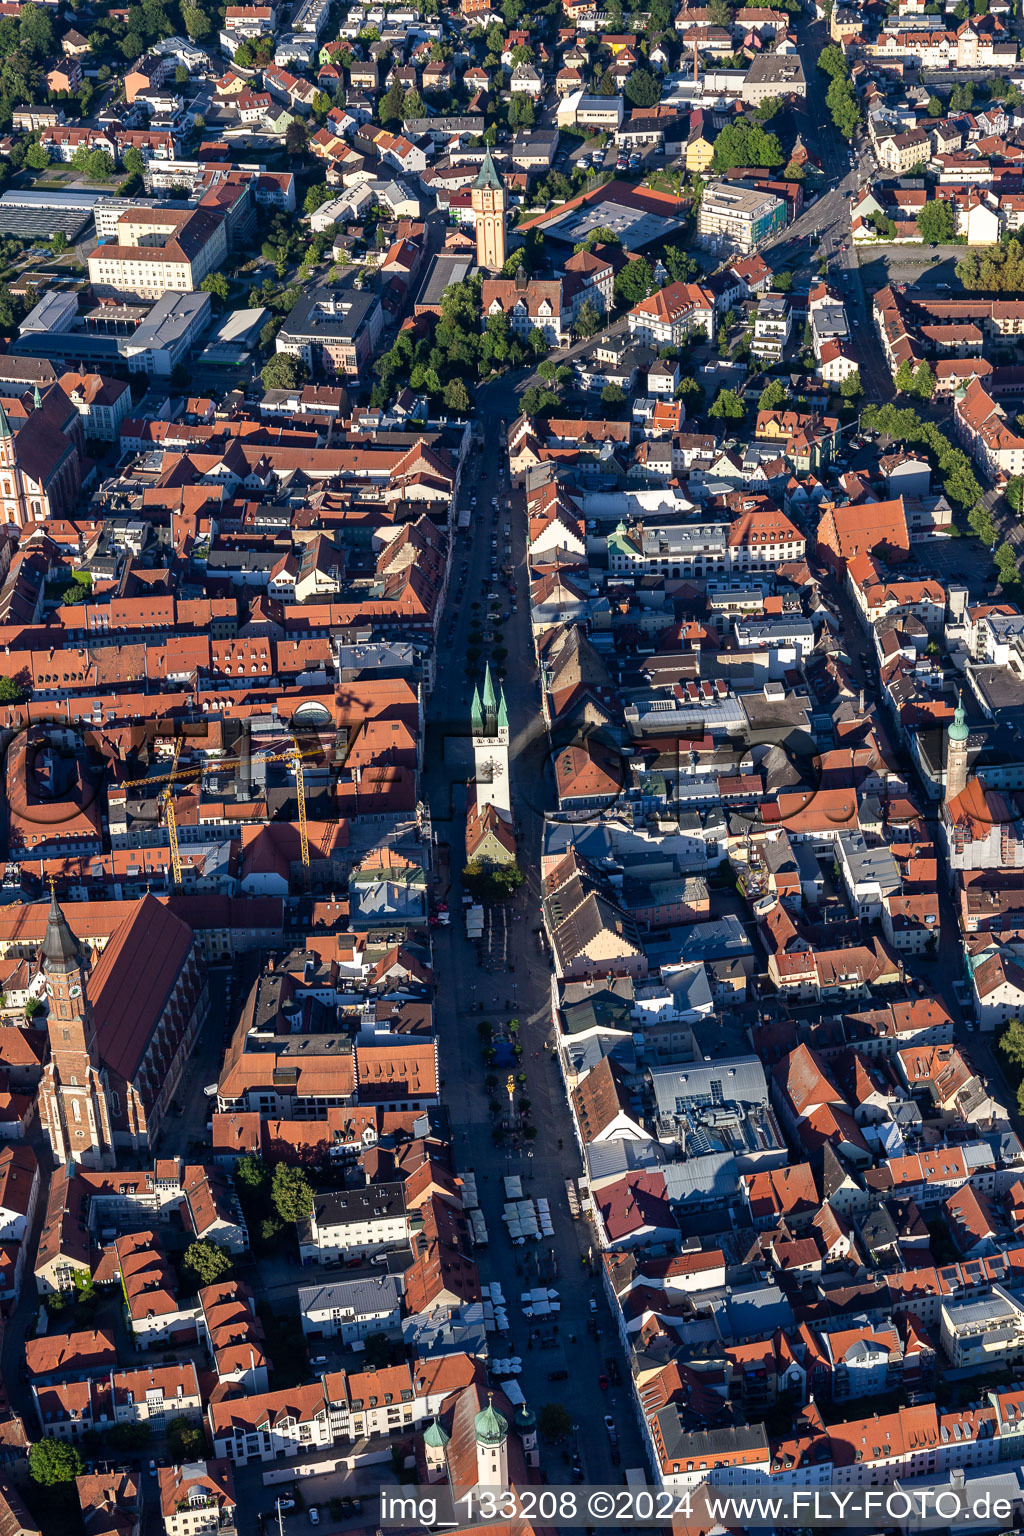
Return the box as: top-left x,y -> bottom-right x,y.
527,325 -> 548,356
895,359 -> 916,395
444,376 -> 472,413
109,1423 -> 151,1451
772,270 -> 793,292
285,120 -> 308,156
573,297 -> 602,338
303,181 -> 332,215
601,382 -> 626,409
996,542 -> 1020,585
236,1153 -> 269,1192
999,1017 -> 1024,1067
233,40 -> 254,65
914,359 -> 936,400
537,1402 -> 573,1441
166,1417 -> 205,1461
758,378 -> 788,410
121,145 -> 146,181
624,67 -> 660,107
19,3 -> 54,54
917,199 -> 955,244
519,385 -> 560,417
181,3 -> 210,38
380,74 -> 405,125
25,141 -> 49,171
403,86 -> 425,118
183,1240 -> 232,1289
927,93 -> 944,116
614,256 -> 653,307
710,387 -> 745,421
662,244 -> 697,283
50,230 -> 69,254
0,675 -> 25,704
968,503 -> 998,544
200,272 -> 230,304
840,370 -> 863,400
508,93 -> 534,128
260,353 -> 305,392
272,1163 -> 314,1223
826,75 -> 861,139
1006,477 -> 1024,516
711,120 -> 784,171
817,43 -> 848,77
30,1438 -> 83,1487
752,95 -> 782,126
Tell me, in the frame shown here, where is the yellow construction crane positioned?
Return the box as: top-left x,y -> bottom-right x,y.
162,735 -> 184,889
120,741 -> 323,879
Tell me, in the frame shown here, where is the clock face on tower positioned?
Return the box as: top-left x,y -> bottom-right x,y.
69,985 -> 82,998
45,982 -> 53,998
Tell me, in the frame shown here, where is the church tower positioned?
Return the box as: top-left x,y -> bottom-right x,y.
37,890 -> 115,1169
474,1396 -> 509,1489
471,148 -> 507,273
945,692 -> 970,806
514,1403 -> 539,1468
471,664 -> 511,817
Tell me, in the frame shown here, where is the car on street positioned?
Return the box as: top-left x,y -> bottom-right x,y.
309,1510 -> 320,1526
588,1298 -> 598,1314
598,1373 -> 609,1390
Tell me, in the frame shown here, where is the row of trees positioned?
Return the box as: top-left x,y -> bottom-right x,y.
860,401 -> 983,520
956,238 -> 1024,293
817,44 -> 861,140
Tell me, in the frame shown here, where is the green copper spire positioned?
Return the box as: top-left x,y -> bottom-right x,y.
474,1395 -> 508,1447
473,146 -> 502,192
482,663 -> 496,712
424,1416 -> 450,1449
0,401 -> 11,441
32,385 -> 42,411
948,692 -> 969,744
497,687 -> 509,733
470,684 -> 483,735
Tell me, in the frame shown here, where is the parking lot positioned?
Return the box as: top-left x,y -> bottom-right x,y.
906,534 -> 996,597
855,247 -> 965,294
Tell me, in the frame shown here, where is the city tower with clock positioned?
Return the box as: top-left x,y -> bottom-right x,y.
470,663 -> 511,818
37,887 -> 115,1169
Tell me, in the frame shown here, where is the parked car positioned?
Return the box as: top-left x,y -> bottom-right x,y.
309,1510 -> 320,1527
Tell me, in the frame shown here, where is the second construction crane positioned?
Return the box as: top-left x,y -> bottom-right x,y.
120,741 -> 320,888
